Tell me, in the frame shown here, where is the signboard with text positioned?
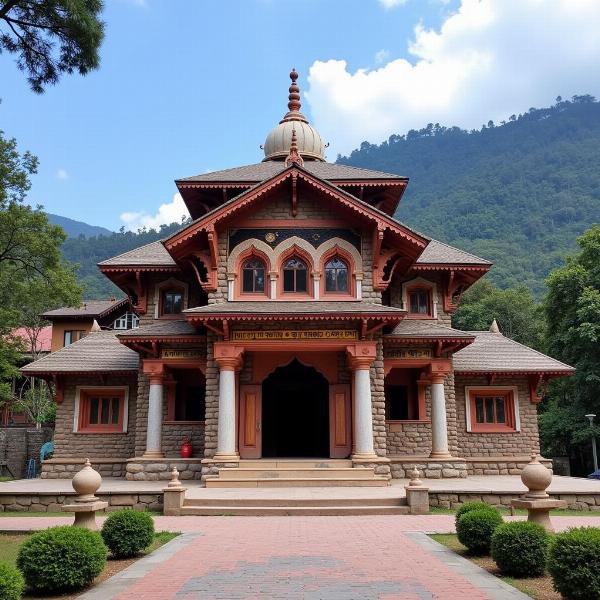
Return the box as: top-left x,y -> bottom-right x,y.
231,330 -> 358,342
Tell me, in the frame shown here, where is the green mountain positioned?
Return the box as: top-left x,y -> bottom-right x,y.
48,213 -> 113,239
338,95 -> 600,296
61,95 -> 600,299
61,222 -> 186,298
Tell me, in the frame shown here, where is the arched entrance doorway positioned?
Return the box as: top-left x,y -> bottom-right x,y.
261,359 -> 329,458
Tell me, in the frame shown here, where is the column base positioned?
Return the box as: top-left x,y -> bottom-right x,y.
142,451 -> 165,459
212,453 -> 240,462
429,451 -> 452,459
351,452 -> 380,461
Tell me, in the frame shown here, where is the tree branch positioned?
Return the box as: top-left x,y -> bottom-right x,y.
0,0 -> 19,20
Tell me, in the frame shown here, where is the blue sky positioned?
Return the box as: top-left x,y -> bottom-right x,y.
2,0 -> 599,231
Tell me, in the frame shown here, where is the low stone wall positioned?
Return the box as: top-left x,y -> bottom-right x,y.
201,459 -> 240,483
390,456 -> 468,479
0,491 -> 163,513
466,457 -> 553,476
41,458 -> 127,479
351,457 -> 391,479
126,458 -> 202,481
0,427 -> 53,479
429,491 -> 600,511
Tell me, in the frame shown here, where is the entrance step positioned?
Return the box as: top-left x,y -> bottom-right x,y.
218,468 -> 375,480
180,495 -> 408,516
205,476 -> 389,488
205,458 -> 389,488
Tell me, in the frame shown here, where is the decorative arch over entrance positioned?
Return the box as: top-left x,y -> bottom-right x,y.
261,359 -> 329,458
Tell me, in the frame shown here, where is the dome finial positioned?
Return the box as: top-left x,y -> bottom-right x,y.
489,319 -> 501,333
285,128 -> 304,167
288,68 -> 301,113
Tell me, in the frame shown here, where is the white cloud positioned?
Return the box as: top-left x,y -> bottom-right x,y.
120,193 -> 189,232
306,0 -> 600,157
379,0 -> 408,8
56,169 -> 68,180
374,49 -> 390,65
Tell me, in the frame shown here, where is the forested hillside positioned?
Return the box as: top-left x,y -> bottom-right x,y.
47,214 -> 113,239
61,222 -> 186,298
63,96 -> 600,299
339,96 -> 600,296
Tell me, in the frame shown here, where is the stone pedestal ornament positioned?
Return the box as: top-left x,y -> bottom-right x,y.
61,459 -> 108,530
405,468 -> 430,515
163,466 -> 187,516
511,454 -> 566,532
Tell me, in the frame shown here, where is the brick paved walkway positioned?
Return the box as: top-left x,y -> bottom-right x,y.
3,515 -> 599,599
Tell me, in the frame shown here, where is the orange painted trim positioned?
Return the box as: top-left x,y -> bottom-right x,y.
232,218 -> 358,229
252,351 -> 338,384
235,247 -> 271,299
405,284 -> 434,319
468,388 -> 517,433
276,245 -> 314,299
319,246 -> 356,299
158,284 -> 185,318
78,388 -> 126,433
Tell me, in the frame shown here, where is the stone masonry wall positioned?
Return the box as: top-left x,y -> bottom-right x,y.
371,334 -> 387,457
162,423 -> 205,458
53,375 -> 138,459
454,375 -> 540,457
0,427 -> 52,479
203,332 -> 219,457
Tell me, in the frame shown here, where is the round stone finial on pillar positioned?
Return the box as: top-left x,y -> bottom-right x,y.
408,467 -> 423,487
72,458 -> 102,502
168,466 -> 182,488
521,454 -> 552,499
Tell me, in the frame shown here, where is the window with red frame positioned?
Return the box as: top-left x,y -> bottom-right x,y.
469,389 -> 516,432
282,257 -> 308,293
161,288 -> 183,315
324,256 -> 349,293
78,389 -> 125,432
242,257 -> 266,293
407,286 -> 432,317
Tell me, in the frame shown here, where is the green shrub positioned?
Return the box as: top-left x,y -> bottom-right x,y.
491,521 -> 549,577
454,501 -> 496,529
0,562 -> 24,600
101,509 -> 154,558
456,508 -> 503,555
548,526 -> 600,600
16,526 -> 106,593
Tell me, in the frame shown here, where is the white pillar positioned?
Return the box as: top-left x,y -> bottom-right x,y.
313,273 -> 320,299
144,378 -> 164,458
430,376 -> 450,458
214,360 -> 239,461
351,359 -> 377,459
356,276 -> 363,300
269,272 -> 277,300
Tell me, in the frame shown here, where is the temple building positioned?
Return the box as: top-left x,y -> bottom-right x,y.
23,71 -> 573,485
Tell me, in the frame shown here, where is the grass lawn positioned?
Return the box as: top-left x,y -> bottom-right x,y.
430,533 -> 559,600
429,505 -> 600,517
0,530 -> 179,599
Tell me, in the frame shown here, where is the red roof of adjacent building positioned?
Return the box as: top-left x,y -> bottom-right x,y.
12,326 -> 52,354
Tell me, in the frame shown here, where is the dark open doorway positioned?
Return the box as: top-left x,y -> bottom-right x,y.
262,359 -> 329,458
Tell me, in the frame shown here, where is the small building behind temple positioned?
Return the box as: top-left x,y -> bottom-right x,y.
22,71 -> 574,485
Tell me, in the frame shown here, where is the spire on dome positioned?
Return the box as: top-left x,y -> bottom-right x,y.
489,319 -> 500,333
285,128 -> 304,167
281,68 -> 308,124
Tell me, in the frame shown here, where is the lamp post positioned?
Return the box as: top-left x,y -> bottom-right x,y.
585,414 -> 598,473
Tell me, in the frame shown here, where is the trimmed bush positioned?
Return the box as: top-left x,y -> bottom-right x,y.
454,501 -> 496,529
101,509 -> 155,558
16,526 -> 106,593
548,526 -> 600,600
456,508 -> 503,555
491,521 -> 549,577
0,562 -> 24,600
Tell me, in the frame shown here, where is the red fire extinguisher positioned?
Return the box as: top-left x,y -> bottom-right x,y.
180,437 -> 193,458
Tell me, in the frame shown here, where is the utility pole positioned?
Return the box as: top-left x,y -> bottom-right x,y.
585,414 -> 598,473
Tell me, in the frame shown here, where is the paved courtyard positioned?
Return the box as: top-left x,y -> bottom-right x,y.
3,513 -> 600,599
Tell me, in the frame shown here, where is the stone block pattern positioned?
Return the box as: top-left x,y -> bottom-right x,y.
371,335 -> 387,457
162,423 -> 205,458
203,332 -> 219,457
454,375 -> 540,457
41,459 -> 126,479
0,492 -> 163,512
53,376 -> 138,459
428,492 -> 600,511
466,458 -> 552,476
0,427 -> 52,479
126,459 -> 203,481
390,459 -> 468,479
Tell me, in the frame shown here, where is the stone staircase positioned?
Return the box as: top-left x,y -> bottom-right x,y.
204,459 -> 389,488
178,495 -> 409,516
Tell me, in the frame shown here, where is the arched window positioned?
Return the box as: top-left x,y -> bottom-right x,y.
282,257 -> 307,293
325,256 -> 349,293
242,257 -> 265,293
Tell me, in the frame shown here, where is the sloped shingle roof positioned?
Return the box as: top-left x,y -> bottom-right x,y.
98,241 -> 177,268
453,331 -> 574,374
117,320 -> 199,338
21,331 -> 139,374
42,298 -> 128,320
416,240 -> 491,265
178,162 -> 406,183
386,320 -> 475,339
